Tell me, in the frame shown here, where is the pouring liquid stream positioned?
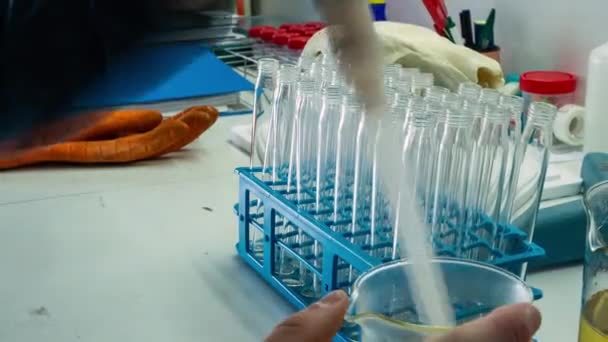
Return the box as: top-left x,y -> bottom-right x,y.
369,106 -> 455,327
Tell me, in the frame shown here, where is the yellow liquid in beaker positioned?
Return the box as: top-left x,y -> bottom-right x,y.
579,290 -> 608,342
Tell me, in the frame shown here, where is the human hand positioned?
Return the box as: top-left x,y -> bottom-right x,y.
265,290 -> 349,342
428,303 -> 542,342
265,290 -> 541,342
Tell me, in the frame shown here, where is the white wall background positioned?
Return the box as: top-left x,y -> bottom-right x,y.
495,0 -> 608,102
387,0 -> 496,45
386,0 -> 608,103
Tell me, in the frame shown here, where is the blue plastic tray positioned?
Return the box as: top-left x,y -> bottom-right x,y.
235,167 -> 545,341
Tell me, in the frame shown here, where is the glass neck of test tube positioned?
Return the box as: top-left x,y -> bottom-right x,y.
251,58 -> 279,168
502,102 -> 557,224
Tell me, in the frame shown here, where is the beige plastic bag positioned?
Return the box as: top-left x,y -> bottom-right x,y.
302,21 -> 504,91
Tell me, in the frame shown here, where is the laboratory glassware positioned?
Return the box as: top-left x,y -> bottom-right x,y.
414,73 -> 434,95
425,85 -> 450,102
442,92 -> 463,108
287,79 -> 315,199
465,100 -> 485,142
430,106 -> 473,253
262,65 -> 299,182
579,181 -> 608,341
400,67 -> 420,80
251,58 -> 279,169
501,101 -> 557,277
393,108 -> 435,259
458,82 -> 482,101
346,258 -> 533,341
424,102 -> 448,222
499,94 -> 525,205
249,58 -> 279,257
316,85 -> 343,214
402,97 -> 427,140
333,95 -> 362,227
479,88 -> 501,105
465,105 -> 511,260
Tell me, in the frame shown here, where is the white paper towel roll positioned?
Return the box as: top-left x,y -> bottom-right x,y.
553,104 -> 585,146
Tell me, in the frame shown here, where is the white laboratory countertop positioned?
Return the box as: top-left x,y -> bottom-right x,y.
0,115 -> 583,342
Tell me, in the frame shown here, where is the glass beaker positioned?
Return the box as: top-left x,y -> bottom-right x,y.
579,180 -> 608,341
347,258 -> 534,341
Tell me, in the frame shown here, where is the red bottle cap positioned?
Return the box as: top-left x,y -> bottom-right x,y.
273,32 -> 297,46
280,23 -> 300,31
288,36 -> 310,50
304,28 -> 319,36
304,22 -> 326,29
291,26 -> 309,35
248,25 -> 274,38
520,71 -> 577,95
260,28 -> 277,42
287,24 -> 306,33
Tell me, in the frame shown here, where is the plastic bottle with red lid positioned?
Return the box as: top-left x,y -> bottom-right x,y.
520,71 -> 577,110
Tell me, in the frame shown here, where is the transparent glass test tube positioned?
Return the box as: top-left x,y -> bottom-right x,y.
288,79 -> 316,201
479,88 -> 501,105
458,82 -> 482,101
393,108 -> 436,259
262,65 -> 299,182
251,58 -> 279,169
402,97 -> 427,141
424,102 -> 448,223
315,86 -> 343,214
249,58 -> 279,257
465,104 -> 511,260
498,95 -> 525,219
283,79 -> 318,290
333,95 -> 362,230
501,102 -> 557,278
425,85 -> 450,101
430,105 -> 473,254
414,73 -> 434,96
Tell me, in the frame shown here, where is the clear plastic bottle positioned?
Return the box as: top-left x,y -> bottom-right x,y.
315,86 -> 343,214
501,102 -> 557,276
262,65 -> 299,182
251,58 -> 279,169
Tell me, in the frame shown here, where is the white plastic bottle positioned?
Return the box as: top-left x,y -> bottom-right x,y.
584,41 -> 608,154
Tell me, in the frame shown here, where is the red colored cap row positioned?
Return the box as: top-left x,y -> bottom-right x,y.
288,36 -> 309,50
273,32 -> 298,46
520,71 -> 577,95
248,25 -> 274,38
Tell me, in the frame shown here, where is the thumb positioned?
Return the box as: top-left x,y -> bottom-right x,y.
428,303 -> 542,342
265,290 -> 349,342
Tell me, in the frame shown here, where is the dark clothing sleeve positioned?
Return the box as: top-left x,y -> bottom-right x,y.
0,0 -> 167,144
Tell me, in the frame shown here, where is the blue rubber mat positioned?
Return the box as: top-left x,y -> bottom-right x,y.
72,42 -> 253,110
